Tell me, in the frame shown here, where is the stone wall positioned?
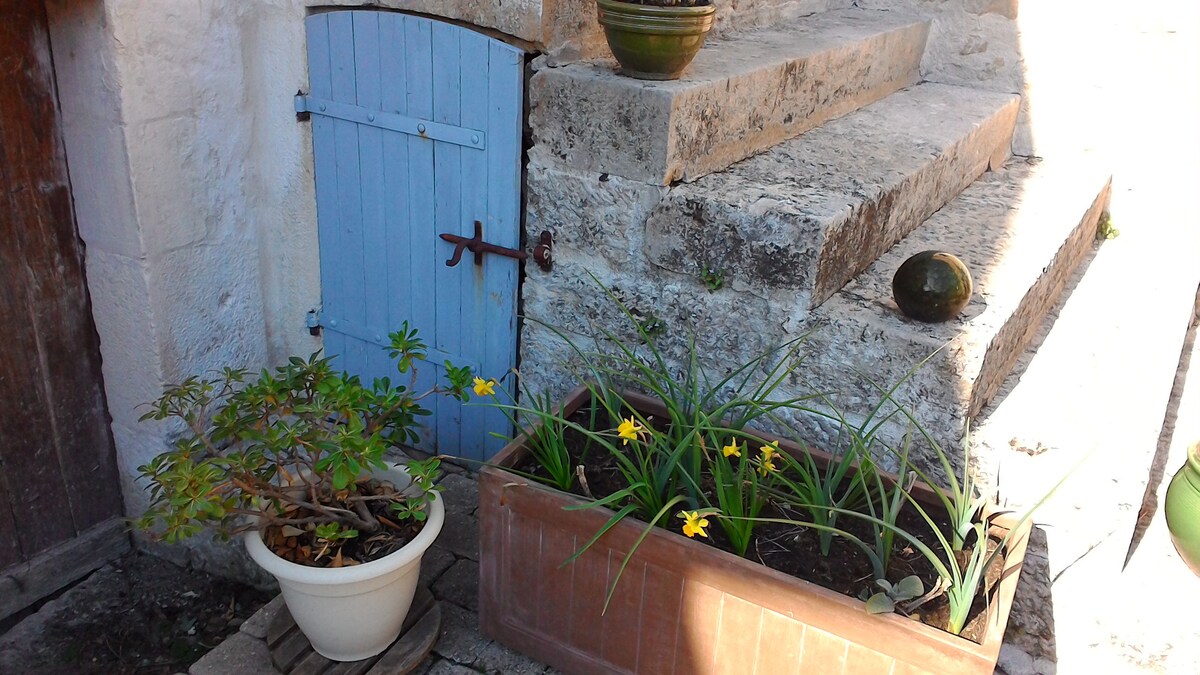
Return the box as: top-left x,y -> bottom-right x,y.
45,0 -> 323,580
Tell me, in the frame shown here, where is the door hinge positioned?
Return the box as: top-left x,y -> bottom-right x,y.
306,307 -> 322,336
295,90 -> 311,122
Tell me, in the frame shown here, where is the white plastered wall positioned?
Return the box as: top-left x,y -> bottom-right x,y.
45,0 -> 322,579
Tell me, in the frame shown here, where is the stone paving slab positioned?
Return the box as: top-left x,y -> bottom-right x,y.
432,559 -> 480,613
239,595 -> 285,640
531,8 -> 928,184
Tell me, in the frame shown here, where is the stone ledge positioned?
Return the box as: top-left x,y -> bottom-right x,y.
644,82 -> 1020,314
529,8 -> 929,184
799,158 -> 1112,451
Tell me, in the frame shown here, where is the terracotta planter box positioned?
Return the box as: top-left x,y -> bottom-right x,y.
479,387 -> 1030,674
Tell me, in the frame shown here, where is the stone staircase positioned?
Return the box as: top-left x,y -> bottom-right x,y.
520,5 -> 1112,456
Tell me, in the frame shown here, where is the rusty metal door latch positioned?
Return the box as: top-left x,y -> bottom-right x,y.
440,222 -> 552,271
531,231 -> 552,271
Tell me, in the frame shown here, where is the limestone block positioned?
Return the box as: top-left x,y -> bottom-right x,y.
149,241 -> 269,384
525,162 -> 667,271
45,0 -> 140,258
801,159 -> 1111,452
856,0 -> 1028,153
80,249 -> 160,430
645,83 -> 1019,315
542,0 -> 607,63
706,0 -> 857,39
319,0 -> 545,44
857,0 -> 1022,92
523,160 -> 797,381
530,9 -> 929,184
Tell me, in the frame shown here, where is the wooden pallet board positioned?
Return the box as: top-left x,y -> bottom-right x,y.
267,587 -> 440,674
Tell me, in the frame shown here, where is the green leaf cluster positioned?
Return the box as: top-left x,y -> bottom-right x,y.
136,323 -> 466,545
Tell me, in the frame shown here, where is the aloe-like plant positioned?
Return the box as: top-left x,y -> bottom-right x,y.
866,575 -> 925,615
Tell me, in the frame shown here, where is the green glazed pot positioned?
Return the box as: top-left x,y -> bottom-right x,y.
1165,440 -> 1200,576
597,0 -> 716,80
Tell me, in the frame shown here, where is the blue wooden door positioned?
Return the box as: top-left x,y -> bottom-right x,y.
303,11 -> 523,461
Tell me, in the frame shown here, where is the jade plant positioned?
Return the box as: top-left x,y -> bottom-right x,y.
135,323 -> 471,567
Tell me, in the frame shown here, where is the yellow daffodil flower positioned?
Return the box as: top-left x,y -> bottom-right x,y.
722,441 -> 742,458
679,511 -> 709,538
616,417 -> 644,445
759,441 -> 780,476
472,377 -> 496,397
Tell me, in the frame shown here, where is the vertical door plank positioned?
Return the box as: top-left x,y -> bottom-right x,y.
378,14 -> 412,359
456,31 -> 489,461
430,22 -> 464,457
482,41 -> 524,459
402,16 -> 438,449
0,3 -> 30,568
0,1 -> 120,560
328,13 -> 367,375
3,9 -> 122,534
0,471 -> 18,569
306,14 -> 348,367
351,12 -> 392,382
0,212 -> 70,563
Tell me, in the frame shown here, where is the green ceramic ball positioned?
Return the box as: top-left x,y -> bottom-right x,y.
892,251 -> 974,323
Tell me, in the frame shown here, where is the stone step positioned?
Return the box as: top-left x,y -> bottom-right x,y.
644,82 -> 1020,315
799,158 -> 1112,452
529,8 -> 930,185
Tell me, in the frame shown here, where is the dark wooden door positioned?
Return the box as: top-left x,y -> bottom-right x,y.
0,0 -> 127,619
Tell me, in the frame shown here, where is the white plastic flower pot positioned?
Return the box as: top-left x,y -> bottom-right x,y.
243,463 -> 444,661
